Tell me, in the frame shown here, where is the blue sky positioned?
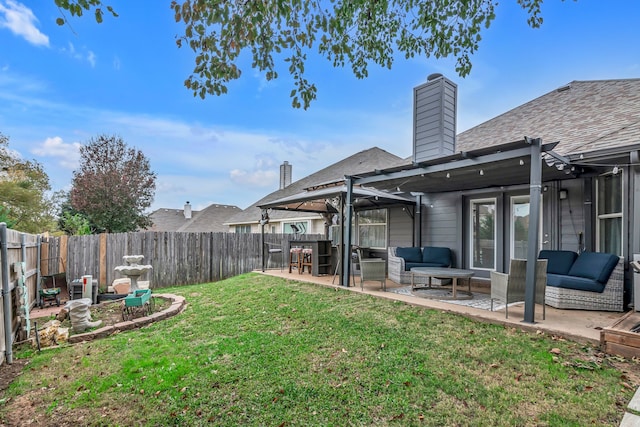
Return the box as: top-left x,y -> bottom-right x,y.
0,1 -> 639,212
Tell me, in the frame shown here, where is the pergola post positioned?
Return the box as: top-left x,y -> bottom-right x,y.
341,176 -> 354,287
524,137 -> 543,323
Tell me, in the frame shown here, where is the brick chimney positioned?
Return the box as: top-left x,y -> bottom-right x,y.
412,73 -> 457,163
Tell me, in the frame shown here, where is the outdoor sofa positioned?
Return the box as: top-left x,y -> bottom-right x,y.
388,246 -> 452,285
538,250 -> 623,312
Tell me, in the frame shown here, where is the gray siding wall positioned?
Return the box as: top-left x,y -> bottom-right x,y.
413,76 -> 457,163
388,206 -> 414,247
558,179 -> 585,252
421,193 -> 461,267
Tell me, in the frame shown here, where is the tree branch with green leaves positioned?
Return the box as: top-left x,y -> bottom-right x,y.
55,0 -> 548,109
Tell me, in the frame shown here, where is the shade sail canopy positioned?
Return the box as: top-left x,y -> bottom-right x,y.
258,183 -> 415,213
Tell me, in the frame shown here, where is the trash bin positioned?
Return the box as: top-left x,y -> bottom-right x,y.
633,254 -> 640,311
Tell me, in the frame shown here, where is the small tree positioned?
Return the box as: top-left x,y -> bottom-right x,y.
56,191 -> 92,235
0,133 -> 56,233
70,135 -> 156,233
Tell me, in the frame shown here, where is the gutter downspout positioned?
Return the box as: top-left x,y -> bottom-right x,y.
415,194 -> 423,247
1,223 -> 12,363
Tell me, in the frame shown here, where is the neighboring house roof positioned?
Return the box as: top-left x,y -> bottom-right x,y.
225,147 -> 406,225
149,203 -> 241,232
456,79 -> 640,155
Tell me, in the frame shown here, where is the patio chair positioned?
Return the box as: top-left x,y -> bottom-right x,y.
356,248 -> 386,291
490,259 -> 548,319
264,242 -> 284,271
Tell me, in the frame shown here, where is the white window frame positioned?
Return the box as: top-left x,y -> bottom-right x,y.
596,172 -> 624,255
356,208 -> 387,249
469,198 -> 497,271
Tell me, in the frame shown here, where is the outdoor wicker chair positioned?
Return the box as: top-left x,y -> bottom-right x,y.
490,259 -> 548,319
356,248 -> 386,291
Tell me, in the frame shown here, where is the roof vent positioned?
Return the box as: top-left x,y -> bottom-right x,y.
557,84 -> 571,92
427,73 -> 443,81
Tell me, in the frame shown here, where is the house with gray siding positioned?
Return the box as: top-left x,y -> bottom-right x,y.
355,77 -> 640,312
237,76 -> 640,315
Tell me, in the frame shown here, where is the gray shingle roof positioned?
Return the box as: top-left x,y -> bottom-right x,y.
149,203 -> 241,232
225,147 -> 405,225
456,79 -> 640,156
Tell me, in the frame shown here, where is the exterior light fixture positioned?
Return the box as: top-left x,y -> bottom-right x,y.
613,165 -> 620,175
479,169 -> 484,176
519,159 -> 525,166
446,172 -> 450,179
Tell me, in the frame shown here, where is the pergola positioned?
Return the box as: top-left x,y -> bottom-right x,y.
261,137 -> 596,323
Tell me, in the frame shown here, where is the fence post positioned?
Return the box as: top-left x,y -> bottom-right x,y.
1,223 -> 12,364
99,233 -> 107,288
36,235 -> 42,309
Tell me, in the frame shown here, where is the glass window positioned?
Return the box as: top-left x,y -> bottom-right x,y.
235,225 -> 252,234
510,195 -> 542,260
511,197 -> 530,260
597,173 -> 623,255
283,221 -> 308,235
357,209 -> 387,249
470,199 -> 496,270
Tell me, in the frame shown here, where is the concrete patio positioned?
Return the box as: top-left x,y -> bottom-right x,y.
258,268 -> 627,346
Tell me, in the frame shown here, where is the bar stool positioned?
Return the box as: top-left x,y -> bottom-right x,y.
300,248 -> 313,274
289,247 -> 303,273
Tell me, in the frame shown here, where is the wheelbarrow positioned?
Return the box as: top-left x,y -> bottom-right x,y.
122,289 -> 154,320
39,272 -> 65,309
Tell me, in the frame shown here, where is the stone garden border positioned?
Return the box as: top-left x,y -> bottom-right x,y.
67,294 -> 186,344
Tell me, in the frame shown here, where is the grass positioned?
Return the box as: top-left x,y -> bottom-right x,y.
1,273 -> 637,426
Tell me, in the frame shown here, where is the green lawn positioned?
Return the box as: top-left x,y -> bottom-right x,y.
1,273 -> 637,426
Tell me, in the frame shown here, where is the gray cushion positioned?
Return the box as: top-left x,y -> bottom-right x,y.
547,273 -> 605,293
538,250 -> 578,275
396,247 -> 422,263
567,252 -> 619,284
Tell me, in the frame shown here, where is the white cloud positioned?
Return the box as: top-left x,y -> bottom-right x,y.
60,42 -> 97,67
0,0 -> 49,47
229,168 -> 278,187
31,136 -> 81,169
87,51 -> 96,68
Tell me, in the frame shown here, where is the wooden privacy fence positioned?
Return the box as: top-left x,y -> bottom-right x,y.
1,229 -> 321,368
1,225 -> 39,366
58,231 -> 323,289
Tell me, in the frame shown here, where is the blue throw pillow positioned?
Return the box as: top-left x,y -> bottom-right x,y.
568,252 -> 620,284
422,247 -> 452,267
396,247 -> 422,263
538,250 -> 578,275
